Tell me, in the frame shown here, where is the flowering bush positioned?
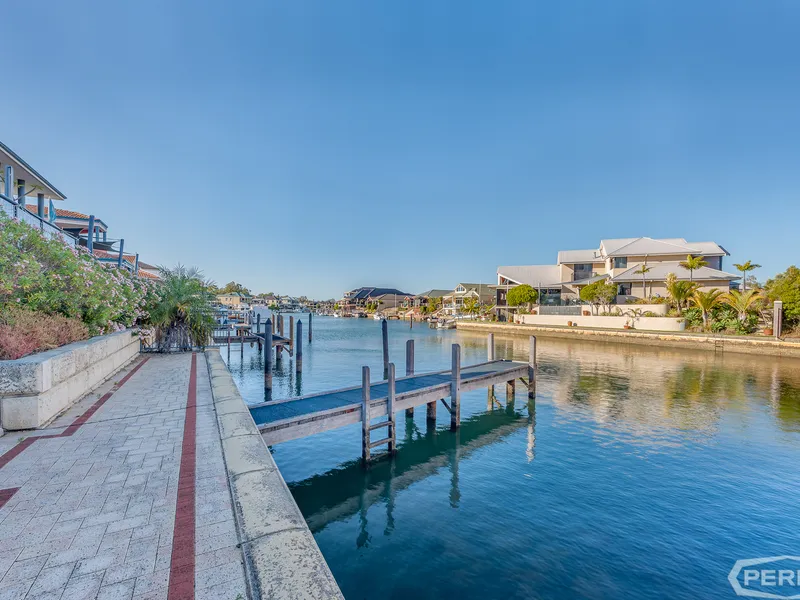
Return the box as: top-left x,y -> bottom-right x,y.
0,307 -> 89,359
0,213 -> 161,340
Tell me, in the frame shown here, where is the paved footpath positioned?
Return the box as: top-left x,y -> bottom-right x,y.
0,353 -> 247,600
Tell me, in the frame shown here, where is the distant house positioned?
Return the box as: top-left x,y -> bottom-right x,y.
413,289 -> 452,310
217,292 -> 251,308
495,237 -> 739,314
340,287 -> 413,311
443,283 -> 495,315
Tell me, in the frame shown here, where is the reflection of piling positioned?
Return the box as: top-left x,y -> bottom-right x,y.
528,336 -> 536,398
450,344 -> 461,431
382,319 -> 389,379
264,319 -> 273,395
240,329 -> 244,360
296,321 -> 303,373
405,340 -> 414,418
487,333 -> 495,405
256,314 -> 262,351
361,366 -> 371,462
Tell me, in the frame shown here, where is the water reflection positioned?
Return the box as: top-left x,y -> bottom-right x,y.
290,403 -> 532,539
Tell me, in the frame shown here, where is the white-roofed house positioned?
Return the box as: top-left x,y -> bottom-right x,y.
495,237 -> 739,319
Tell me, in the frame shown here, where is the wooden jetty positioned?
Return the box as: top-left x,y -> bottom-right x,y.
249,332 -> 537,463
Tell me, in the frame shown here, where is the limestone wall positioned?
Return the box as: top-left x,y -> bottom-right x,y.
0,330 -> 140,430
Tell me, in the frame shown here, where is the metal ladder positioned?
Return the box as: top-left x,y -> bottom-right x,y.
361,363 -> 397,463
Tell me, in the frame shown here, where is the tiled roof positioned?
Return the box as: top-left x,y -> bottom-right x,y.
26,205 -> 89,220
138,270 -> 160,280
416,289 -> 452,298
93,249 -> 135,265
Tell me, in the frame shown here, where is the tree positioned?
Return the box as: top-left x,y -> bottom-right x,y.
507,285 -> 538,310
220,281 -> 251,296
691,289 -> 723,330
462,297 -> 479,317
721,289 -> 762,324
633,261 -> 652,298
765,266 -> 800,328
579,280 -> 617,315
733,260 -> 761,292
679,255 -> 709,282
666,272 -> 698,313
148,266 -> 216,351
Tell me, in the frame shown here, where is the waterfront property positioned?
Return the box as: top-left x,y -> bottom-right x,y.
442,283 -> 495,315
339,286 -> 413,313
217,291 -> 252,308
495,236 -> 740,315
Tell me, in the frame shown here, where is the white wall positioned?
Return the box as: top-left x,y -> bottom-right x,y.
517,313 -> 685,332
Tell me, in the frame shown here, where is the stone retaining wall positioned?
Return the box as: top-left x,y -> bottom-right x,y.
457,322 -> 800,358
0,330 -> 140,430
205,348 -> 343,600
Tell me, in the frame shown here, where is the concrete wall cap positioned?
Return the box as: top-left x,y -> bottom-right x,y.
232,469 -> 307,541
221,433 -> 275,478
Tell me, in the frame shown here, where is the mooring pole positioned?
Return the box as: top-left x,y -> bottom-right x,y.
308,311 -> 313,344
361,366 -> 371,463
506,378 -> 515,403
388,363 -> 396,454
487,333 -> 495,361
528,336 -> 536,398
272,315 -> 276,334
774,300 -> 783,339
240,329 -> 244,360
450,344 -> 461,430
296,321 -> 303,373
382,319 -> 389,379
405,340 -> 414,418
289,315 -> 295,351
279,315 -> 285,338
227,328 -> 231,359
264,318 -> 273,394
256,313 -> 261,334
410,315 -> 413,329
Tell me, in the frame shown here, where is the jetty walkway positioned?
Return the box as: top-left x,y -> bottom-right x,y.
0,352 -> 341,600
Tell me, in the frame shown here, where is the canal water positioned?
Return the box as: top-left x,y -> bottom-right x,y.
222,313 -> 800,600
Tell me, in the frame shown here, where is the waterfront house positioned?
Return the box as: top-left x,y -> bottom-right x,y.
495,237 -> 739,315
0,141 -> 67,218
413,289 -> 452,310
217,292 -> 251,308
443,283 -> 495,315
340,287 -> 413,312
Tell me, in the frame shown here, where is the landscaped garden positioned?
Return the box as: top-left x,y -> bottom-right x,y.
0,214 -> 216,359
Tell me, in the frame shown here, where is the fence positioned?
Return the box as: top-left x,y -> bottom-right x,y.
538,305 -> 582,316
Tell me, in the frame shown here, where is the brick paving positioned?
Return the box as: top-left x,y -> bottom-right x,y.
0,353 -> 247,600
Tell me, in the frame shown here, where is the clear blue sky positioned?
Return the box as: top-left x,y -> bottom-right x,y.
4,1 -> 800,298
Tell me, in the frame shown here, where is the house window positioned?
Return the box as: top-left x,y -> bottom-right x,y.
705,256 -> 721,270
618,283 -> 632,296
614,257 -> 628,269
573,264 -> 593,281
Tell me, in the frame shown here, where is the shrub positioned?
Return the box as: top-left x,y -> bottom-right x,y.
682,307 -> 703,329
0,214 -> 159,335
642,311 -> 658,317
765,266 -> 800,328
0,307 -> 89,359
507,285 -> 538,308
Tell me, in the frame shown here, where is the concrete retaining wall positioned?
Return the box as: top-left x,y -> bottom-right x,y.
517,313 -> 684,331
456,322 -> 800,358
205,349 -> 343,600
0,330 -> 140,430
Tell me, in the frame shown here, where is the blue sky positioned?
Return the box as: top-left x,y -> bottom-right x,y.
4,1 -> 800,298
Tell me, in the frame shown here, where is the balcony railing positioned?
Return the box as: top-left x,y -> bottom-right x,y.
1,193 -> 79,248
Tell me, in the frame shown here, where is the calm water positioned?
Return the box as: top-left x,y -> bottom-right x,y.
223,313 -> 800,600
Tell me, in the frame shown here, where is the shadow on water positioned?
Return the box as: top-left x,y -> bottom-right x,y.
289,399 -> 535,540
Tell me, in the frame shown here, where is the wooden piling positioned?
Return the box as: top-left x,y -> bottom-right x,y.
361,366 -> 371,463
256,313 -> 261,333
410,315 -> 413,329
296,321 -> 303,373
240,329 -> 244,360
272,315 -> 276,334
264,319 -> 273,394
289,316 -> 295,351
308,312 -> 313,343
450,344 -> 461,430
528,336 -> 536,398
405,340 -> 414,418
487,333 -> 495,361
382,319 -> 389,379
279,315 -> 284,338
387,363 -> 396,454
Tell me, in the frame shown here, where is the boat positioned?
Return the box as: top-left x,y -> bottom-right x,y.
437,319 -> 456,330
373,313 -> 383,321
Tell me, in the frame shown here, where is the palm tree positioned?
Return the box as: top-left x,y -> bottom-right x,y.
633,261 -> 652,298
721,289 -> 762,323
679,254 -> 709,282
665,273 -> 698,314
691,289 -> 723,330
148,265 -> 216,351
462,296 -> 479,318
732,260 -> 761,292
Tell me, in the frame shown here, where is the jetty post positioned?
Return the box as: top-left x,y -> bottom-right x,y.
487,333 -> 495,405
256,314 -> 262,351
506,378 -> 515,403
774,301 -> 783,339
264,318 -> 273,394
450,344 -> 461,430
240,328 -> 244,360
382,319 -> 389,379
279,315 -> 285,338
361,366 -> 371,462
405,340 -> 414,418
289,315 -> 295,351
226,328 -> 231,360
272,316 -> 276,334
410,315 -> 413,329
296,321 -> 303,373
528,336 -> 536,398
308,312 -> 313,343
387,363 -> 397,454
